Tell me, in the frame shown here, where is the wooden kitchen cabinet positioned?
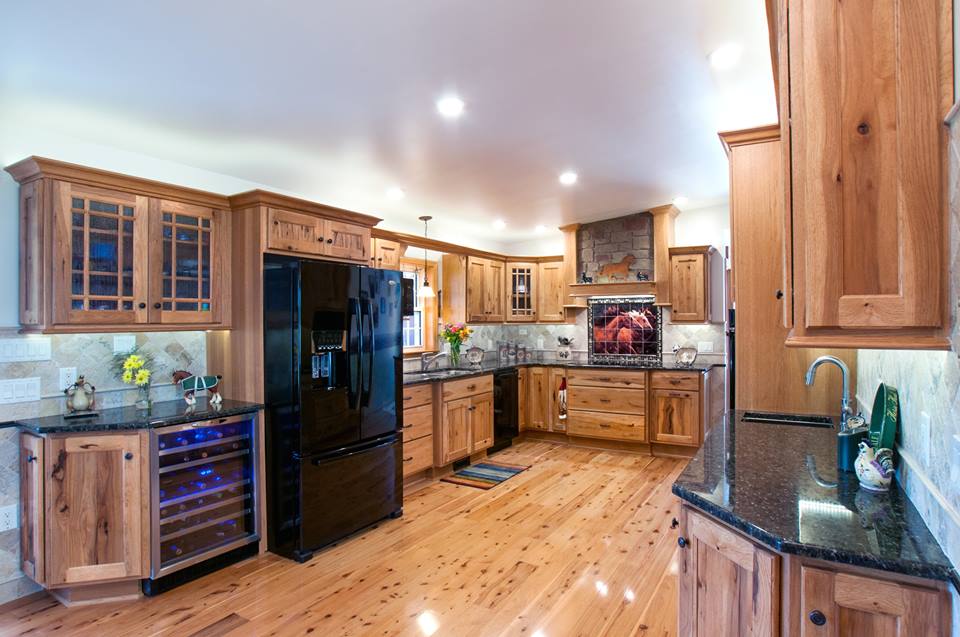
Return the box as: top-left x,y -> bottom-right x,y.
775,0 -> 953,349
537,259 -> 565,322
678,507 -> 779,637
668,246 -> 720,324
437,375 -> 494,465
401,383 -> 435,479
517,367 -> 529,430
441,254 -> 505,324
526,366 -> 550,431
567,369 -> 646,442
6,158 -> 232,332
267,207 -> 370,263
649,388 -> 700,446
20,431 -> 148,589
506,262 -> 537,322
547,367 -> 567,431
371,238 -> 403,270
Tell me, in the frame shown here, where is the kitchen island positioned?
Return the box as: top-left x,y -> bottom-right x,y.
673,411 -> 954,635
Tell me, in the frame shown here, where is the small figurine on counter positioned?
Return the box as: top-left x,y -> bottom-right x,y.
854,441 -> 894,492
172,370 -> 223,406
557,336 -> 574,360
64,375 -> 96,414
580,272 -> 594,284
636,271 -> 650,282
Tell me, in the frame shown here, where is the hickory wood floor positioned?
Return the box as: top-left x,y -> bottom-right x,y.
2,441 -> 685,637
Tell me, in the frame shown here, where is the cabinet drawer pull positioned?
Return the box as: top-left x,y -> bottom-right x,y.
468,406 -> 476,412
595,376 -> 611,382
403,456 -> 414,462
599,398 -> 611,404
124,452 -> 134,460
599,423 -> 611,428
466,384 -> 476,391
808,610 -> 826,626
403,423 -> 413,429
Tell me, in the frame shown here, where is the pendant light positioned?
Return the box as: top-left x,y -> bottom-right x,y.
418,215 -> 436,299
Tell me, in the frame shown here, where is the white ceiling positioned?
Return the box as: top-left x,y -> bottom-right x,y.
0,1 -> 776,251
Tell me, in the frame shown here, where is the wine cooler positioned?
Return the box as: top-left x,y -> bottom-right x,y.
149,414 -> 260,582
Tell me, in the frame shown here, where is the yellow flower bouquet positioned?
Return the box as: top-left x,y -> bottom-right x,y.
118,351 -> 154,409
440,322 -> 473,367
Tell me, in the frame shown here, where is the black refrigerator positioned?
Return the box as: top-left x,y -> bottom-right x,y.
263,255 -> 403,562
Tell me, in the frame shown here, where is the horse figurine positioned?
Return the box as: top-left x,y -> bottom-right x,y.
599,254 -> 636,281
172,370 -> 223,406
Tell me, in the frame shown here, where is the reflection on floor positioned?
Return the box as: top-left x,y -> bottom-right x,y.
2,441 -> 684,637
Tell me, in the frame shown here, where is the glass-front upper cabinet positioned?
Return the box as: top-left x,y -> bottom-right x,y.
55,181 -> 149,325
152,200 -> 226,324
506,262 -> 537,322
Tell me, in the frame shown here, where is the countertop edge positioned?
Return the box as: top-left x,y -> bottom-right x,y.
672,483 -> 957,584
403,360 -> 724,385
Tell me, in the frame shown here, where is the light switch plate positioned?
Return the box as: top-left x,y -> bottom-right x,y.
113,334 -> 136,354
0,504 -> 16,533
697,341 -> 714,353
59,367 -> 77,392
0,337 -> 51,363
0,378 -> 41,404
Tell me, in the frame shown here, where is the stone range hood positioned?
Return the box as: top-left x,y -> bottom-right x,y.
560,204 -> 679,306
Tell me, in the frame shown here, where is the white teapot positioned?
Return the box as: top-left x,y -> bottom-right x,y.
854,441 -> 894,492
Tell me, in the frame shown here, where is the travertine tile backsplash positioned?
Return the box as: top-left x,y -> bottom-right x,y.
0,330 -> 207,603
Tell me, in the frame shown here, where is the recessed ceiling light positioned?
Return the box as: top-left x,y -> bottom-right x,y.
672,196 -> 689,207
535,224 -> 547,233
493,219 -> 507,230
386,187 -> 405,200
709,43 -> 743,70
559,171 -> 578,186
436,95 -> 465,118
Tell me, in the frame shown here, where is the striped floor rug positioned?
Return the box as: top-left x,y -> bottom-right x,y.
441,462 -> 531,490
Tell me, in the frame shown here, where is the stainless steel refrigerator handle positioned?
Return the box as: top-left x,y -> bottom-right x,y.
351,298 -> 363,410
361,298 -> 375,407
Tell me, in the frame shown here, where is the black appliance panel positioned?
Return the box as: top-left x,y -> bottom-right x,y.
401,277 -> 415,317
491,369 -> 519,454
299,434 -> 402,552
358,268 -> 402,441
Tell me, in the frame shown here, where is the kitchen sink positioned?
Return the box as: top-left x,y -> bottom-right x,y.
741,411 -> 834,428
403,369 -> 472,382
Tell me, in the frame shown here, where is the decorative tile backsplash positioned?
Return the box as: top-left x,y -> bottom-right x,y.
0,330 -> 207,604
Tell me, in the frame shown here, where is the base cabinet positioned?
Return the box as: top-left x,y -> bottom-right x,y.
437,375 -> 494,465
21,431 -> 148,588
679,505 -> 951,637
401,383 -> 434,478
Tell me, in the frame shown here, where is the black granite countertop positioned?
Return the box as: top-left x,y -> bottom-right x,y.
672,410 -> 955,583
2,398 -> 263,434
403,359 -> 723,385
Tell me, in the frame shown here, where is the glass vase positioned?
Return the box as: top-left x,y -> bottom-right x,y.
135,383 -> 152,410
449,343 -> 461,367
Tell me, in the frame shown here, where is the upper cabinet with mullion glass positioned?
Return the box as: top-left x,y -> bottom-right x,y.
506,262 -> 537,322
6,157 -> 232,332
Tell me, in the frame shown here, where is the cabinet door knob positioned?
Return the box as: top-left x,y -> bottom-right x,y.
317,236 -> 324,242
775,289 -> 784,300
124,452 -> 134,460
671,517 -> 679,529
273,220 -> 279,225
153,302 -> 161,309
138,302 -> 147,309
677,536 -> 688,548
326,238 -> 333,244
808,610 -> 826,626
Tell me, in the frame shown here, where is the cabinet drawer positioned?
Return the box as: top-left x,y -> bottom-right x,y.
566,369 -> 646,389
402,435 -> 434,477
441,375 -> 493,401
567,410 -> 646,442
650,371 -> 700,391
569,387 -> 645,414
402,403 -> 433,441
402,383 -> 433,408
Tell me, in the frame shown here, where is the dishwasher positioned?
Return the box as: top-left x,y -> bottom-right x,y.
490,369 -> 519,454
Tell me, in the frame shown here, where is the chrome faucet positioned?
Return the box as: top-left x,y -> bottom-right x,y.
804,355 -> 853,432
420,351 -> 448,371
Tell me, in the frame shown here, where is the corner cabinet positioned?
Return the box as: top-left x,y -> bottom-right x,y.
775,0 -> 954,349
20,431 -> 148,591
6,158 -> 231,332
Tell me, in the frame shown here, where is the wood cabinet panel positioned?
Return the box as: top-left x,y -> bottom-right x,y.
439,398 -> 471,465
402,403 -> 433,442
441,374 -> 493,402
324,220 -> 370,262
537,260 -> 565,322
371,238 -> 402,269
566,369 -> 645,389
798,566 -> 945,637
527,367 -> 549,431
679,507 -> 779,637
649,371 -> 700,392
45,432 -> 146,586
518,368 -> 529,431
569,387 -> 645,415
650,389 -> 700,446
470,392 -> 494,451
484,259 -> 505,322
784,0 -> 952,347
402,383 -> 433,408
402,435 -> 434,477
20,433 -> 44,584
506,262 -> 537,322
669,246 -> 717,324
567,410 -> 646,442
267,207 -> 324,254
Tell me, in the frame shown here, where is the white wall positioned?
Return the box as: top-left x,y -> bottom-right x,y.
674,202 -> 730,253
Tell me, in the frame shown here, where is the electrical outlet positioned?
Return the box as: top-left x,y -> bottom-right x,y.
697,341 -> 714,353
0,504 -> 17,533
518,327 -> 529,336
113,334 -> 136,354
919,411 -> 931,466
59,367 -> 77,392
